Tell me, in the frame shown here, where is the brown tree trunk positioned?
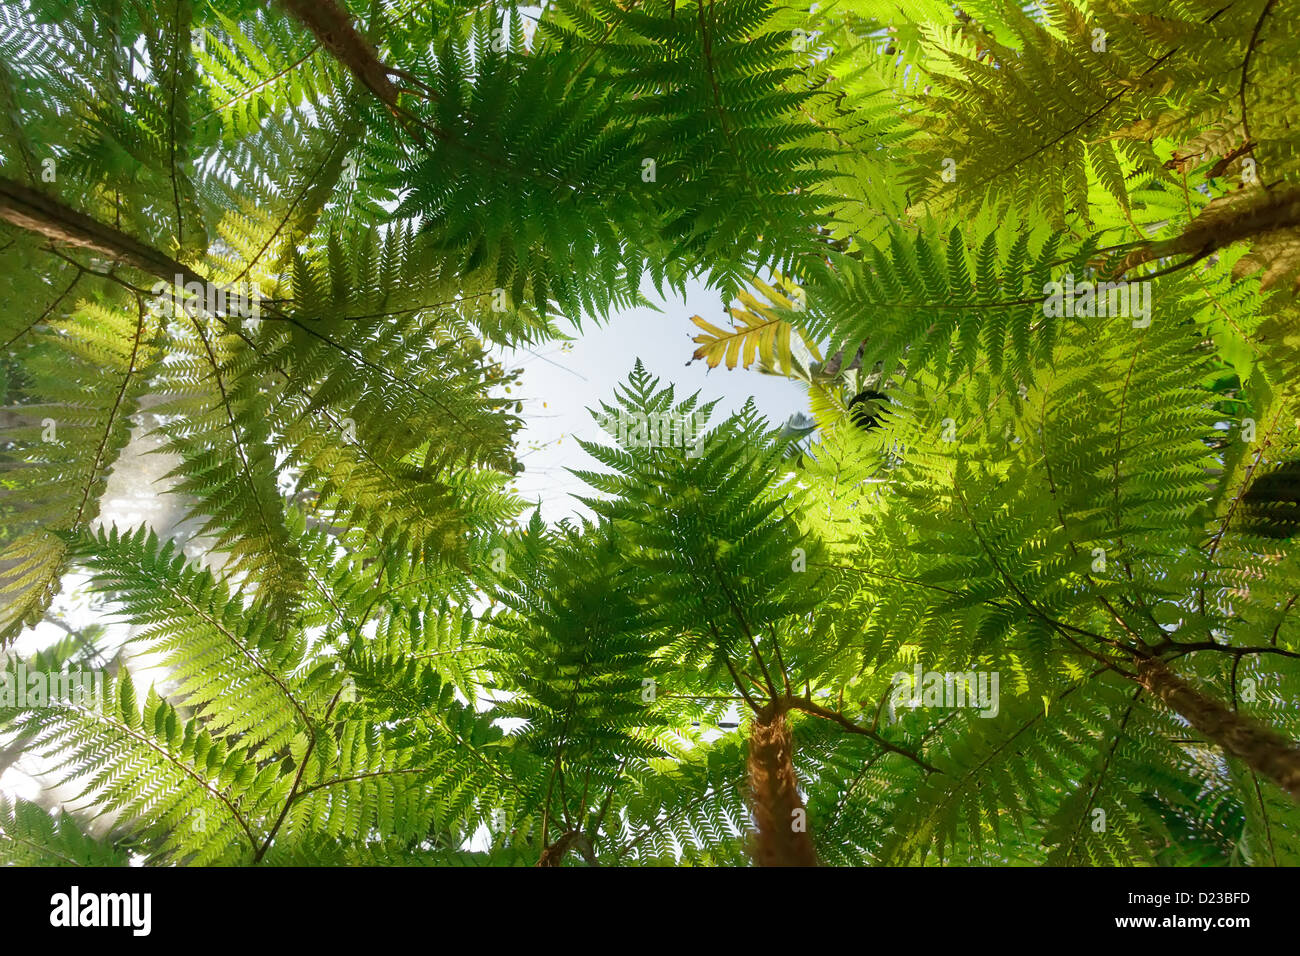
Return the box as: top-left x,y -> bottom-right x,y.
748,709 -> 817,866
277,0 -> 403,115
0,176 -> 200,286
536,830 -> 599,867
1136,656 -> 1300,799
1117,185 -> 1300,276
536,830 -> 580,867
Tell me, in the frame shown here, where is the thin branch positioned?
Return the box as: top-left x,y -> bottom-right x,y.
783,696 -> 942,774
1238,0 -> 1278,164
1,271 -> 81,351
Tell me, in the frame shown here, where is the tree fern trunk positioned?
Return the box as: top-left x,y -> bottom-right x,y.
1137,656 -> 1300,799
277,0 -> 403,114
748,710 -> 818,866
0,176 -> 202,287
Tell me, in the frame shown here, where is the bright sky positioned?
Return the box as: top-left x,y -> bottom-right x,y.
500,277 -> 810,520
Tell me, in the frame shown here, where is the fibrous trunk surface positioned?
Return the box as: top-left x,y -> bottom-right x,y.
748,710 -> 817,866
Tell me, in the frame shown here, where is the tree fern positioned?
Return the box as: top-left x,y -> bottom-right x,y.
4,0 -> 1300,872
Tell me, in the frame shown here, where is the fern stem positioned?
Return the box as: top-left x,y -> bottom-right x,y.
275,0 -> 407,116
1135,655 -> 1300,800
784,696 -> 941,774
0,176 -> 201,284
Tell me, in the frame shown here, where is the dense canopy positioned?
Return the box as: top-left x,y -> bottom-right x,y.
1,0 -> 1299,866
